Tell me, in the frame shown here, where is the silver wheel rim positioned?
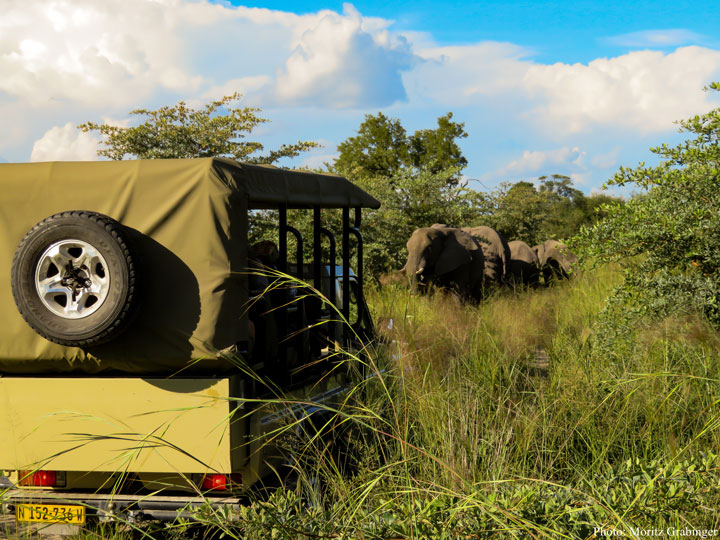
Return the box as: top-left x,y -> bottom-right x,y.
34,239 -> 111,319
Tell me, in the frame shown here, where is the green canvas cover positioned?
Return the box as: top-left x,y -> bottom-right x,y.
0,158 -> 379,375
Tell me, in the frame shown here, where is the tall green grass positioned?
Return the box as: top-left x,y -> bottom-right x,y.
25,264 -> 720,538
265,264 -> 720,537
367,266 -> 720,486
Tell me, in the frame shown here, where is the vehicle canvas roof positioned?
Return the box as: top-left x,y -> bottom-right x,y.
0,158 -> 378,375
215,159 -> 380,209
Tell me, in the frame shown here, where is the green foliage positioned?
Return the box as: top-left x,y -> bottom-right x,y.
355,166 -> 488,273
487,180 -> 548,245
576,82 -> 720,324
179,267 -> 719,538
78,93 -> 318,163
334,112 -> 468,184
58,266 -> 720,538
487,175 -> 621,246
197,456 -> 720,539
409,113 -> 469,177
334,112 -> 410,179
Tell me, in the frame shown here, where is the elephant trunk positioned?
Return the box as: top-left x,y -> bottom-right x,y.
405,254 -> 428,291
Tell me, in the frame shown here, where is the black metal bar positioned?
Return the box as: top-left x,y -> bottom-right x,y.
348,228 -> 363,325
286,225 -> 303,281
313,207 -> 322,292
285,224 -> 306,367
351,207 -> 363,308
278,205 -> 287,273
342,207 -> 350,343
320,226 -> 336,345
277,204 -> 289,373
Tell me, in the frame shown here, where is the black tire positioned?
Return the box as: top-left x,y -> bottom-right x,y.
11,211 -> 140,347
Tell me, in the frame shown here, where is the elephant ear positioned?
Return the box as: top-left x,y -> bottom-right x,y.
533,244 -> 546,265
435,229 -> 474,275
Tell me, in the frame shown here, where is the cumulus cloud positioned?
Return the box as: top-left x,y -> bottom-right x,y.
410,43 -> 720,137
499,147 -> 586,176
605,29 -> 703,48
30,123 -> 99,161
0,0 -> 207,106
0,0 -> 413,110
408,42 -> 533,105
273,5 -> 414,107
523,47 -> 720,135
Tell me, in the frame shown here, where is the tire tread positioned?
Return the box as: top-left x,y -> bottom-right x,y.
11,210 -> 139,347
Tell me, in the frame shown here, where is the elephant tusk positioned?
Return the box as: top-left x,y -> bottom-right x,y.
415,267 -> 424,275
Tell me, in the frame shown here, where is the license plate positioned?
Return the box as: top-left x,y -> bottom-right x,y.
16,504 -> 86,524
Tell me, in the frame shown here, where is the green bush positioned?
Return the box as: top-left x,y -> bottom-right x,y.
575,83 -> 720,325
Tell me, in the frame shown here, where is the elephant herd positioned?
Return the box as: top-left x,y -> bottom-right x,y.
401,224 -> 577,302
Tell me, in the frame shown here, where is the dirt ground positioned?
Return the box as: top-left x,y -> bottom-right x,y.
0,512 -> 20,540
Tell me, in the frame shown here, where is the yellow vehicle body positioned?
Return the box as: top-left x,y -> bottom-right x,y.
0,377 -> 241,476
0,373 -> 346,490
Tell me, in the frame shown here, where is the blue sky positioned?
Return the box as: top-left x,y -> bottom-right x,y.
3,0 -> 720,194
239,0 -> 720,62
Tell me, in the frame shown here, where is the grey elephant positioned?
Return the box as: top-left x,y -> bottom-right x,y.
533,240 -> 577,283
404,226 -> 484,301
461,226 -> 511,285
507,240 -> 540,287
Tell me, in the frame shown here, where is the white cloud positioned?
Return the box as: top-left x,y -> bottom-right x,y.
605,29 -> 703,48
522,47 -> 720,135
273,4 -> 415,107
499,147 -> 586,175
298,152 -> 339,171
590,148 -> 621,169
409,43 -> 720,137
0,0 -> 413,111
30,122 -> 99,162
200,76 -> 273,103
0,0 -> 207,106
407,42 -> 533,105
569,172 -> 590,185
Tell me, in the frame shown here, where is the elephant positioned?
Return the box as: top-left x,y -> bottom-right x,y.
533,240 -> 577,283
507,240 -> 540,287
404,226 -> 484,301
461,226 -> 511,285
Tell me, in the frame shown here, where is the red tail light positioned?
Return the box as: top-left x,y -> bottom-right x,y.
202,474 -> 227,491
19,470 -> 65,487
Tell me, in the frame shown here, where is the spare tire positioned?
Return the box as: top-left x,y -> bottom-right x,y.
11,211 -> 140,347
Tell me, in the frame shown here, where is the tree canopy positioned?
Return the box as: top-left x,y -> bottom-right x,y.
334,112 -> 468,183
79,93 -> 318,163
485,175 -> 620,246
576,83 -> 720,324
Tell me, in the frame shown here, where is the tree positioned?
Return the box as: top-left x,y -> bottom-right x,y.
485,176 -> 623,245
537,174 -> 586,240
354,166 -> 487,273
330,112 -> 476,274
334,112 -> 410,179
576,83 -> 720,324
79,93 -> 318,163
408,113 -> 468,180
488,181 -> 548,245
334,112 -> 468,183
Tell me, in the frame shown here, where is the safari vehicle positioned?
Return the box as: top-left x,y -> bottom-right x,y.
0,158 -> 379,531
